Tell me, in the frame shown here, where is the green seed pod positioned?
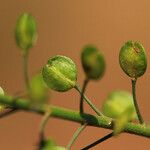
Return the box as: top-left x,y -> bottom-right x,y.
29,73 -> 49,104
15,13 -> 37,55
81,45 -> 105,80
42,55 -> 77,92
119,41 -> 147,78
102,90 -> 137,120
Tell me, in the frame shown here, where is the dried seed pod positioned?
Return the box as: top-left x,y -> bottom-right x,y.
119,41 -> 147,78
42,55 -> 77,92
81,45 -> 105,80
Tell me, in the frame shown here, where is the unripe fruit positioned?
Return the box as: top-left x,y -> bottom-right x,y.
42,55 -> 77,92
102,91 -> 137,120
119,41 -> 147,78
81,45 -> 105,80
15,13 -> 37,55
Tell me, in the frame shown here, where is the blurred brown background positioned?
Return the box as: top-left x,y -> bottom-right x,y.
0,0 -> 150,149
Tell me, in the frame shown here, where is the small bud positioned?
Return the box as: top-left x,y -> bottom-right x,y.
0,86 -> 5,111
0,86 -> 4,95
15,13 -> 37,55
102,91 -> 137,120
29,73 -> 49,104
81,45 -> 105,80
42,55 -> 77,92
119,41 -> 147,78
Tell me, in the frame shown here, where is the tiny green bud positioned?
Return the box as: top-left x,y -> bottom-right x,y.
0,86 -> 4,95
0,86 -> 5,111
29,73 -> 49,104
42,55 -> 77,92
81,45 -> 105,80
102,91 -> 137,120
119,41 -> 147,78
15,13 -> 37,55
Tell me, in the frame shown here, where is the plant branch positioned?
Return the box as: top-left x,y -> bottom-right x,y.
0,95 -> 150,138
67,123 -> 87,150
131,79 -> 144,124
81,132 -> 113,150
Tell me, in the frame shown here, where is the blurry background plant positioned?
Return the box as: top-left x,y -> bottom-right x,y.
1,0 -> 148,148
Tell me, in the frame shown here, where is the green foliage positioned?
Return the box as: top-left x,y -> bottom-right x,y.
15,13 -> 37,56
102,91 -> 137,120
81,45 -> 105,80
29,73 -> 49,104
119,41 -> 147,78
42,55 -> 77,92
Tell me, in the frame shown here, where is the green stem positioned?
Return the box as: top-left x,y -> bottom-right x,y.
81,132 -> 113,150
39,110 -> 51,140
67,123 -> 87,150
67,79 -> 89,149
131,79 -> 144,124
39,110 -> 51,149
80,78 -> 89,114
0,95 -> 150,138
23,54 -> 30,90
75,85 -> 103,116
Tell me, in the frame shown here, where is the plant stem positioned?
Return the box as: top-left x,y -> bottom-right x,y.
81,132 -> 113,150
131,79 -> 144,124
80,78 -> 89,114
39,111 -> 51,140
38,110 -> 51,149
75,85 -> 103,116
0,108 -> 18,118
67,79 -> 89,149
67,123 -> 87,150
0,95 -> 150,138
23,54 -> 30,90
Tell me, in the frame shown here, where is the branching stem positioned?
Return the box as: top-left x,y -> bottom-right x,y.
0,95 -> 150,138
75,85 -> 103,116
